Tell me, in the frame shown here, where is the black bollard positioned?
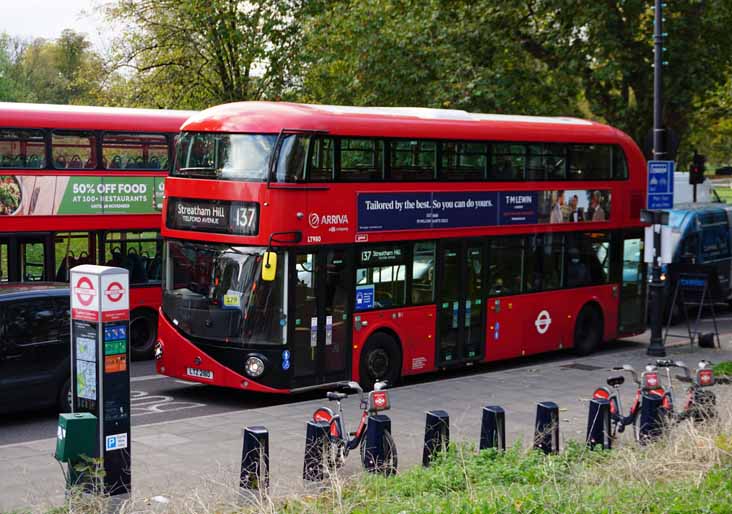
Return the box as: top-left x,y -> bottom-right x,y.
479,405 -> 506,451
534,401 -> 559,454
303,420 -> 330,481
422,410 -> 450,466
240,426 -> 269,491
585,399 -> 611,450
638,393 -> 664,444
363,414 -> 395,475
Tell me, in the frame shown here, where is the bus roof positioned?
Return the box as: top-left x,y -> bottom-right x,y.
0,102 -> 197,132
182,101 -> 628,143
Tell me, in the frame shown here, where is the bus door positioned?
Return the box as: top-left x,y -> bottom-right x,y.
436,241 -> 485,365
291,249 -> 351,388
617,231 -> 646,335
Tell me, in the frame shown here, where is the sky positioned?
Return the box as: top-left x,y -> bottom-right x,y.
0,0 -> 109,52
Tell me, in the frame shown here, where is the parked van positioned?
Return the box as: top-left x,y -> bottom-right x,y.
667,203 -> 732,301
673,172 -> 720,205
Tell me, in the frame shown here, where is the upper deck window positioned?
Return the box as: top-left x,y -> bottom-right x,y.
440,142 -> 486,181
52,131 -> 97,169
568,144 -> 612,180
389,140 -> 436,181
174,132 -> 276,180
0,129 -> 45,169
104,133 -> 169,170
340,138 -> 384,181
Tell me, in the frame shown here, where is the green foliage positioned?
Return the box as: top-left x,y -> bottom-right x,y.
280,442 -> 732,513
298,0 -> 580,116
104,0 -> 305,109
298,0 -> 732,156
0,30 -> 115,105
713,361 -> 732,377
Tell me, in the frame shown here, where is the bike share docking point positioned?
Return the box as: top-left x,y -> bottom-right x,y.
363,415 -> 394,474
240,426 -> 269,492
480,406 -> 506,451
639,393 -> 664,444
303,420 -> 330,482
61,266 -> 131,498
422,410 -> 450,466
534,402 -> 560,454
586,399 -> 612,450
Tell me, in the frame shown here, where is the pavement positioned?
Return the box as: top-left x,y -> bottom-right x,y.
2,332 -> 732,513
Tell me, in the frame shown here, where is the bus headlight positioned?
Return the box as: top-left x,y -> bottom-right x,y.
244,356 -> 265,378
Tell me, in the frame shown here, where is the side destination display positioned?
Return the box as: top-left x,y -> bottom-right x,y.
166,197 -> 259,235
357,190 -> 612,232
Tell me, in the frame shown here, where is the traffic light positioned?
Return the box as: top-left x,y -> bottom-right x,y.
690,152 -> 706,185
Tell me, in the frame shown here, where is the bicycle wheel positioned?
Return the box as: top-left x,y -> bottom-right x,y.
360,429 -> 398,476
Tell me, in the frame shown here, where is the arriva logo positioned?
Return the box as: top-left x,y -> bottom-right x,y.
308,213 -> 349,229
535,310 -> 552,334
308,213 -> 320,229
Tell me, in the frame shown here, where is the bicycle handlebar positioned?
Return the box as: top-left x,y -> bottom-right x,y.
611,364 -> 640,385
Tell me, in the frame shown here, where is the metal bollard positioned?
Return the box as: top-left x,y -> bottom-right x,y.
240,426 -> 269,491
303,420 -> 330,481
422,410 -> 449,466
363,414 -> 394,475
585,399 -> 611,450
638,393 -> 664,444
534,401 -> 559,454
479,405 -> 506,451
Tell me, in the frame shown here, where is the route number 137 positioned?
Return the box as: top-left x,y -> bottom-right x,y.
232,205 -> 258,234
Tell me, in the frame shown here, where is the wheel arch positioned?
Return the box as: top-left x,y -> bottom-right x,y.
353,326 -> 403,383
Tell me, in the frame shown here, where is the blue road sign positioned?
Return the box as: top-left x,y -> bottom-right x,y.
647,160 -> 674,210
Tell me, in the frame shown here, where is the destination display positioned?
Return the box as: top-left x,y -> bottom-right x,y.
0,175 -> 164,216
166,197 -> 259,235
357,190 -> 611,232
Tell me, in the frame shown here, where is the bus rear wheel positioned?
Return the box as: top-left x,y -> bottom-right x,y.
359,332 -> 401,391
130,309 -> 157,360
573,305 -> 603,356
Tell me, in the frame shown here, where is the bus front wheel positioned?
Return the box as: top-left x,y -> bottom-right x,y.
130,309 -> 158,360
359,332 -> 401,391
573,304 -> 603,356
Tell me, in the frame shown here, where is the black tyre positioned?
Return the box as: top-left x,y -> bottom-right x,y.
58,377 -> 71,412
359,332 -> 401,391
130,309 -> 157,360
573,304 -> 603,356
360,429 -> 398,475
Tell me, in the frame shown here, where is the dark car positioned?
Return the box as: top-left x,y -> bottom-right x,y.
716,166 -> 732,176
0,283 -> 71,413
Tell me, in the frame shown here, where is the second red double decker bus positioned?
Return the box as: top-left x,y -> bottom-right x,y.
157,102 -> 647,392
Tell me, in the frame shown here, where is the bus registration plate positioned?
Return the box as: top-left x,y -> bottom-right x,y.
186,367 -> 214,380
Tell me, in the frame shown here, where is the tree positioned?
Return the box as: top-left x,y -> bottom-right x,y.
298,0 -> 580,116
298,0 -> 732,153
0,30 -> 112,105
105,0 -> 305,109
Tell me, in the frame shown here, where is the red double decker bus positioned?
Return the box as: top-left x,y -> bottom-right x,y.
157,102 -> 647,392
0,103 -> 195,358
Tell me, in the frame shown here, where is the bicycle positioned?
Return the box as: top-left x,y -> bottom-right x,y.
654,359 -> 717,423
592,363 -> 668,442
312,380 -> 397,474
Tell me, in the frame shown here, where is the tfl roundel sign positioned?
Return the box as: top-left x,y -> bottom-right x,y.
75,276 -> 96,307
105,282 -> 125,303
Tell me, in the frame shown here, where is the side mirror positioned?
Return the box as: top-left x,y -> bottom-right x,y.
261,251 -> 277,282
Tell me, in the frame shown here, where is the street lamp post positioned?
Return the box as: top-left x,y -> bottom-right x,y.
647,0 -> 667,357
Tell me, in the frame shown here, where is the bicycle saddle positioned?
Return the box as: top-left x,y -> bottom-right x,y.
606,374 -> 625,387
327,392 -> 348,401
